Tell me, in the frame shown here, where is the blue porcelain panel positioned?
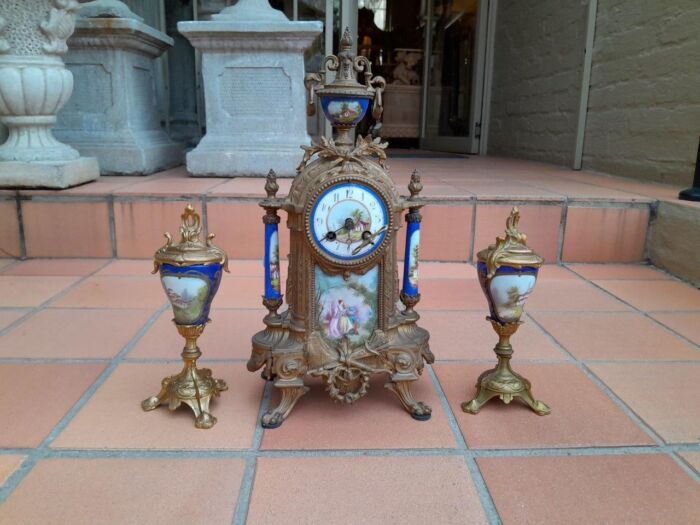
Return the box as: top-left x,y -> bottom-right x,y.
264,223 -> 282,300
320,97 -> 370,126
160,263 -> 222,326
402,221 -> 420,297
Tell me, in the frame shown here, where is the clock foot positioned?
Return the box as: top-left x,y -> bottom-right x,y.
261,384 -> 309,429
385,380 -> 432,421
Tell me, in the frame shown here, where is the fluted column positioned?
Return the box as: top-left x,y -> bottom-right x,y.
0,0 -> 99,188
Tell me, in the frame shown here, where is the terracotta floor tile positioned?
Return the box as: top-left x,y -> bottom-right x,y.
247,456 -> 488,525
113,177 -> 222,196
649,313 -> 700,345
52,364 -> 262,450
0,455 -> 25,485
261,376 -> 455,450
592,280 -> 700,312
0,458 -> 245,525
0,364 -> 104,447
419,278 -> 486,310
0,202 -> 21,258
1,258 -> 106,276
478,454 -> 700,525
417,261 -> 477,279
416,204 -> 473,261
421,311 -> 566,361
207,176 -> 292,197
0,309 -> 154,359
537,264 -> 580,280
531,312 -> 699,361
128,308 -> 260,360
0,259 -> 16,271
526,279 -> 630,312
434,363 -> 652,449
52,276 -> 166,309
0,276 -> 80,307
95,259 -> 154,276
567,263 -> 671,281
0,309 -> 29,330
215,276 -> 267,309
589,363 -> 700,444
679,451 -> 700,474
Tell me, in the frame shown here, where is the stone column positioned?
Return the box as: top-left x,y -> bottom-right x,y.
54,0 -> 183,175
178,0 -> 322,177
0,0 -> 99,188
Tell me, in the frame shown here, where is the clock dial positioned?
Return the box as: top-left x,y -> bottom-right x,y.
310,182 -> 389,261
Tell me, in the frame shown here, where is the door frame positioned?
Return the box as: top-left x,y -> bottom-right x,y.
419,0 -> 492,154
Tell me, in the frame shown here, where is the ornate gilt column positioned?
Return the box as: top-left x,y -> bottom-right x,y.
0,0 -> 99,188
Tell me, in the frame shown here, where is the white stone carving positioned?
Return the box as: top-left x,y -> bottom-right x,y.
178,0 -> 322,177
54,5 -> 182,175
0,0 -> 99,188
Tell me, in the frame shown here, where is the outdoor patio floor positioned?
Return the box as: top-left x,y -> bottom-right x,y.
0,258 -> 698,524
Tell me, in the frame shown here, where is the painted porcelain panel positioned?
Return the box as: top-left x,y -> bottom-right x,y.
160,263 -> 222,325
315,265 -> 378,346
321,97 -> 369,126
266,228 -> 281,297
407,228 -> 420,291
488,273 -> 536,323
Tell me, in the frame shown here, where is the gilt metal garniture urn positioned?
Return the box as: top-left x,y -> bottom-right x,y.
462,208 -> 550,416
249,28 -> 434,428
142,204 -> 229,428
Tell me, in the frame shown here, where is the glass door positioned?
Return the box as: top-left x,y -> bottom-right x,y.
420,0 -> 487,154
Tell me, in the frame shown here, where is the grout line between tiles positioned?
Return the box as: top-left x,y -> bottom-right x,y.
0,301 -> 169,504
0,259 -> 114,338
427,366 -> 501,525
232,457 -> 257,525
14,194 -> 26,259
526,314 -> 669,448
564,268 -> 700,352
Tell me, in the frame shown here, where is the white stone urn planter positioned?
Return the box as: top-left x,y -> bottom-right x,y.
0,0 -> 99,188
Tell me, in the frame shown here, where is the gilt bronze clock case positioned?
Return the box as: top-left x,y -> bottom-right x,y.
249,29 -> 434,428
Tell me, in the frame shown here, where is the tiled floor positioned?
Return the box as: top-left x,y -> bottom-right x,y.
0,258 -> 698,524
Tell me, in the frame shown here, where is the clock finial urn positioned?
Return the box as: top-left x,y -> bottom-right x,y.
250,29 -> 432,428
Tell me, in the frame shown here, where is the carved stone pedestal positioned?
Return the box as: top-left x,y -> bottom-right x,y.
55,3 -> 182,175
178,0 -> 322,177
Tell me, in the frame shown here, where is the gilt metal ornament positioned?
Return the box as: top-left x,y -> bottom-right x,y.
249,29 -> 433,428
142,204 -> 229,428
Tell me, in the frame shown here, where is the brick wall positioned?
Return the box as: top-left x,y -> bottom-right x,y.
487,0 -> 588,166
583,0 -> 700,186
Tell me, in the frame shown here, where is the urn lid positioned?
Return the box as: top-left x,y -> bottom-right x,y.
315,27 -> 376,99
153,205 -> 228,271
477,207 -> 544,278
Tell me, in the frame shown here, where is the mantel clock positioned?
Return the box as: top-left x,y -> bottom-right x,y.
249,29 -> 434,428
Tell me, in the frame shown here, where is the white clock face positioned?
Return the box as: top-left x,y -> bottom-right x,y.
310,182 -> 389,261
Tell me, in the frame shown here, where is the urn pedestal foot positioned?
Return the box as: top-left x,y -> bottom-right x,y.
261,384 -> 309,429
141,363 -> 229,428
461,357 -> 550,416
385,380 -> 432,421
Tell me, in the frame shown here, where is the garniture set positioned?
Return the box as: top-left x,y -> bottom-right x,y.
142,29 -> 550,429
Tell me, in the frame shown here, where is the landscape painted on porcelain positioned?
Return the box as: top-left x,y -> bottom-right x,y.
489,273 -> 536,322
161,274 -> 211,324
269,230 -> 281,293
326,99 -> 364,124
408,229 -> 420,289
315,265 -> 378,346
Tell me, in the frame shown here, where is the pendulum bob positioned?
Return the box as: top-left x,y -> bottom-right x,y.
142,205 -> 229,428
462,208 -> 551,416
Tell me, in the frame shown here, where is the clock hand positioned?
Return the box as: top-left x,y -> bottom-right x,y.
351,225 -> 387,255
321,218 -> 355,242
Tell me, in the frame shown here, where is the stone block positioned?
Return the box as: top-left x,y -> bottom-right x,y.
0,157 -> 99,189
649,200 -> 700,287
178,0 -> 322,177
55,16 -> 183,175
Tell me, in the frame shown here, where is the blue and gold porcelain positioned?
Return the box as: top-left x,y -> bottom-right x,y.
462,207 -> 551,416
142,204 -> 229,429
